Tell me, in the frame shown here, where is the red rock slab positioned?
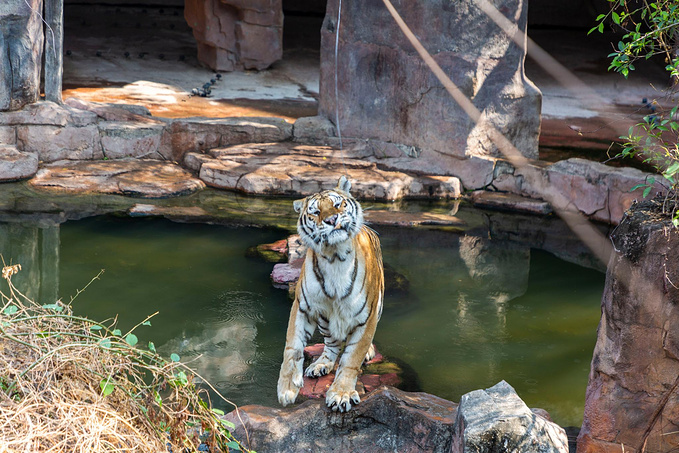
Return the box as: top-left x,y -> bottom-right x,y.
29,159 -> 205,199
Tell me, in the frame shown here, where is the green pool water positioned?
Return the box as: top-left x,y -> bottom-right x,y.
0,208 -> 604,428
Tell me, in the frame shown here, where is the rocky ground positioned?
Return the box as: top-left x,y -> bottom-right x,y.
0,8 -> 668,225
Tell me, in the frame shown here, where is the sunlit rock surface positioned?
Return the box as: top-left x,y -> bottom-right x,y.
185,142 -> 461,200
224,382 -> 567,453
453,381 -> 568,453
0,145 -> 38,182
29,159 -> 205,199
225,386 -> 458,453
184,0 -> 283,71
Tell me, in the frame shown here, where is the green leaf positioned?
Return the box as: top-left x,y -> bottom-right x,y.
154,390 -> 163,408
225,442 -> 241,451
220,419 -> 235,429
100,378 -> 115,397
174,371 -> 189,386
90,325 -> 103,331
612,12 -> 620,24
99,338 -> 112,349
673,218 -> 679,228
142,321 -> 152,326
148,341 -> 156,353
596,13 -> 606,21
212,408 -> 225,416
630,183 -> 647,192
3,305 -> 18,315
642,186 -> 653,198
598,22 -> 604,33
170,353 -> 180,362
125,333 -> 138,347
113,329 -> 122,336
42,303 -> 63,312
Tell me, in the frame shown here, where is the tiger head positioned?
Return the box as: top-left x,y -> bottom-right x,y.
293,176 -> 364,250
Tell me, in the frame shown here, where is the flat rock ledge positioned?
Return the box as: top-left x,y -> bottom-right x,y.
184,142 -> 462,200
0,145 -> 38,182
224,382 -> 568,453
29,159 -> 205,198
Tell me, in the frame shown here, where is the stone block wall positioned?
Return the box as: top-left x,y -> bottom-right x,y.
184,0 -> 283,71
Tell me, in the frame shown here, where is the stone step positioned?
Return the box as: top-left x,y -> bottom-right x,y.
29,159 -> 205,198
184,142 -> 462,201
470,190 -> 553,215
0,145 -> 38,182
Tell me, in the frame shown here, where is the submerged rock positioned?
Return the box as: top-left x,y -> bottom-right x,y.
298,344 -> 402,401
269,234 -> 411,297
246,238 -> 288,263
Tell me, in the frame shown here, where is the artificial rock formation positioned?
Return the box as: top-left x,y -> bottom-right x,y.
578,199 -> 679,452
0,0 -> 44,111
319,0 -> 541,175
224,382 -> 568,453
184,0 -> 283,71
453,381 -> 568,453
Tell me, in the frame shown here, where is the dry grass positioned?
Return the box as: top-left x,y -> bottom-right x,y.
0,264 -> 250,453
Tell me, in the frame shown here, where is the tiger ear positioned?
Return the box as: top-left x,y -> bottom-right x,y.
337,175 -> 351,193
293,199 -> 305,213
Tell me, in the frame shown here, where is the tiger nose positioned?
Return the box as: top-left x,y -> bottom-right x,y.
323,214 -> 338,226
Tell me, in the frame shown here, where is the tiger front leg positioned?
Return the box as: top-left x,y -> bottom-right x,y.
326,322 -> 377,412
277,299 -> 316,407
305,317 -> 340,378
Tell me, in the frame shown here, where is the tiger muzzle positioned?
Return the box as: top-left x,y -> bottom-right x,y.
323,214 -> 339,227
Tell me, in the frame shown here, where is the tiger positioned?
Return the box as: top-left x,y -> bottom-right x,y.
277,175 -> 385,412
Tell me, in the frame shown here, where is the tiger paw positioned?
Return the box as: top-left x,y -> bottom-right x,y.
364,343 -> 376,363
325,387 -> 361,412
304,358 -> 335,378
277,372 -> 303,407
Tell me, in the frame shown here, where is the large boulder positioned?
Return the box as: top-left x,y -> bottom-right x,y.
0,0 -> 43,111
318,0 -> 541,176
224,386 -> 458,453
453,381 -> 568,453
578,199 -> 679,452
224,383 -> 569,453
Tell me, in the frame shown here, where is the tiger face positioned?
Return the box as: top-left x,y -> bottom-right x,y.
293,176 -> 363,250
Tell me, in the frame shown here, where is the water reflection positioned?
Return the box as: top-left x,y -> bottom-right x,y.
0,205 -> 605,427
458,235 -> 530,330
0,220 -> 60,304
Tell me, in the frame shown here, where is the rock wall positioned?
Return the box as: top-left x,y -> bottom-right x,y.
318,0 -> 541,176
0,0 -> 44,111
184,0 -> 283,71
578,200 -> 679,452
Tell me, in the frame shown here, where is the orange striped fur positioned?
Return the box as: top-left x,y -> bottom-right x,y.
277,176 -> 385,412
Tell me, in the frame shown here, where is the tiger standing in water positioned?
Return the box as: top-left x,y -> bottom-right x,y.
277,176 -> 385,412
